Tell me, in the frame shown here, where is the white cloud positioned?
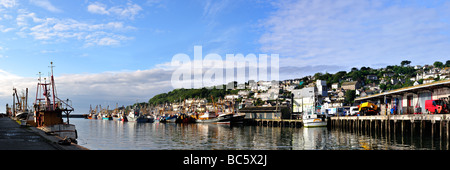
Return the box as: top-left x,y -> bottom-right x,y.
0,0 -> 16,8
0,69 -> 34,96
203,0 -> 229,18
259,0 -> 450,69
0,67 -> 175,113
0,26 -> 14,32
83,32 -> 133,47
97,37 -> 120,46
29,0 -> 62,13
87,2 -> 109,15
16,11 -> 43,27
15,10 -> 135,46
87,2 -> 142,20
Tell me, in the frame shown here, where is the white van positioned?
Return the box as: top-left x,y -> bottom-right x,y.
349,106 -> 359,116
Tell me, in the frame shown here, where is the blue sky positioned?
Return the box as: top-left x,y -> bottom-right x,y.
0,0 -> 271,76
1,0 -> 450,113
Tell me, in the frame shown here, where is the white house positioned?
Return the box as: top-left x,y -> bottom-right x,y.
292,87 -> 316,113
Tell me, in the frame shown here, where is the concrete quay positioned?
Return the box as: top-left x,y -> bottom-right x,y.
0,117 -> 88,150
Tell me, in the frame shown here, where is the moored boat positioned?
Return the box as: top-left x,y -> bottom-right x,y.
195,112 -> 233,123
302,113 -> 327,127
230,113 -> 245,124
102,114 -> 113,120
33,62 -> 78,143
302,88 -> 327,128
126,109 -> 148,123
160,114 -> 177,123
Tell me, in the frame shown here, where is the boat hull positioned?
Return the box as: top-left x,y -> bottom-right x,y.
196,114 -> 233,123
39,124 -> 78,142
230,115 -> 245,124
112,116 -> 122,121
162,115 -> 178,123
126,115 -> 149,123
303,118 -> 327,127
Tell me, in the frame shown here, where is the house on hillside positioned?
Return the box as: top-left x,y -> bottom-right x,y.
331,83 -> 340,90
341,81 -> 361,91
366,75 -> 378,80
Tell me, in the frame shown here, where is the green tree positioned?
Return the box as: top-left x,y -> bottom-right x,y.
445,60 -> 450,67
379,84 -> 387,90
434,61 -> 444,68
350,71 -> 362,81
401,60 -> 411,66
344,90 -> 356,105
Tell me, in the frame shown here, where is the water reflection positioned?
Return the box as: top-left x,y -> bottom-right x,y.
69,118 -> 447,150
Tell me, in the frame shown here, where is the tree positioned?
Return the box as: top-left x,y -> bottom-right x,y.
401,60 -> 411,66
445,60 -> 450,67
350,71 -> 362,81
344,90 -> 356,105
379,84 -> 387,90
434,61 -> 444,68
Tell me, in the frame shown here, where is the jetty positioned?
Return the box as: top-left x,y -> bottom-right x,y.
0,116 -> 87,150
330,114 -> 450,142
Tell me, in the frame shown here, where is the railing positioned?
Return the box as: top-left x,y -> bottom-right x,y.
34,98 -> 74,112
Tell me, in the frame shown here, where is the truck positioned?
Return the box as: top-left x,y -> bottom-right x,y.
425,98 -> 449,114
358,102 -> 379,116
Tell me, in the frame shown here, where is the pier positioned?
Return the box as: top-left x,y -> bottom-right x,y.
330,114 -> 450,143
0,117 -> 88,150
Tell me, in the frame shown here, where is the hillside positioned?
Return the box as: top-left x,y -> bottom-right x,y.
145,60 -> 450,106
148,86 -> 240,105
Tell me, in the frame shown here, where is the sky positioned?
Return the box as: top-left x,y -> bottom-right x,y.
1,0 -> 450,113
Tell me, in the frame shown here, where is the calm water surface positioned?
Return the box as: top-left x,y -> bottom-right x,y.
68,118 -> 448,150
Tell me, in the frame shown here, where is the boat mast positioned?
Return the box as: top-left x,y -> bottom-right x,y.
49,62 -> 56,110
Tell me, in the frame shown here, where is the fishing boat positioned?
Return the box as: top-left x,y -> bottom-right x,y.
145,115 -> 155,123
160,114 -> 177,123
195,111 -> 233,123
126,109 -> 148,123
112,112 -> 122,121
33,62 -> 78,143
102,114 -> 112,120
86,105 -> 94,119
230,113 -> 245,124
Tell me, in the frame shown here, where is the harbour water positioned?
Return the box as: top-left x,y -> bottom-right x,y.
68,118 -> 448,150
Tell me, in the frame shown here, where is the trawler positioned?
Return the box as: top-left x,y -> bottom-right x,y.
195,111 -> 233,123
33,62 -> 78,143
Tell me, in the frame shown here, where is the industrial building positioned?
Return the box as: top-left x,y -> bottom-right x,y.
355,79 -> 450,115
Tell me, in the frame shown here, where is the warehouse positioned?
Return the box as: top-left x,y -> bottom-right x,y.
355,79 -> 450,115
